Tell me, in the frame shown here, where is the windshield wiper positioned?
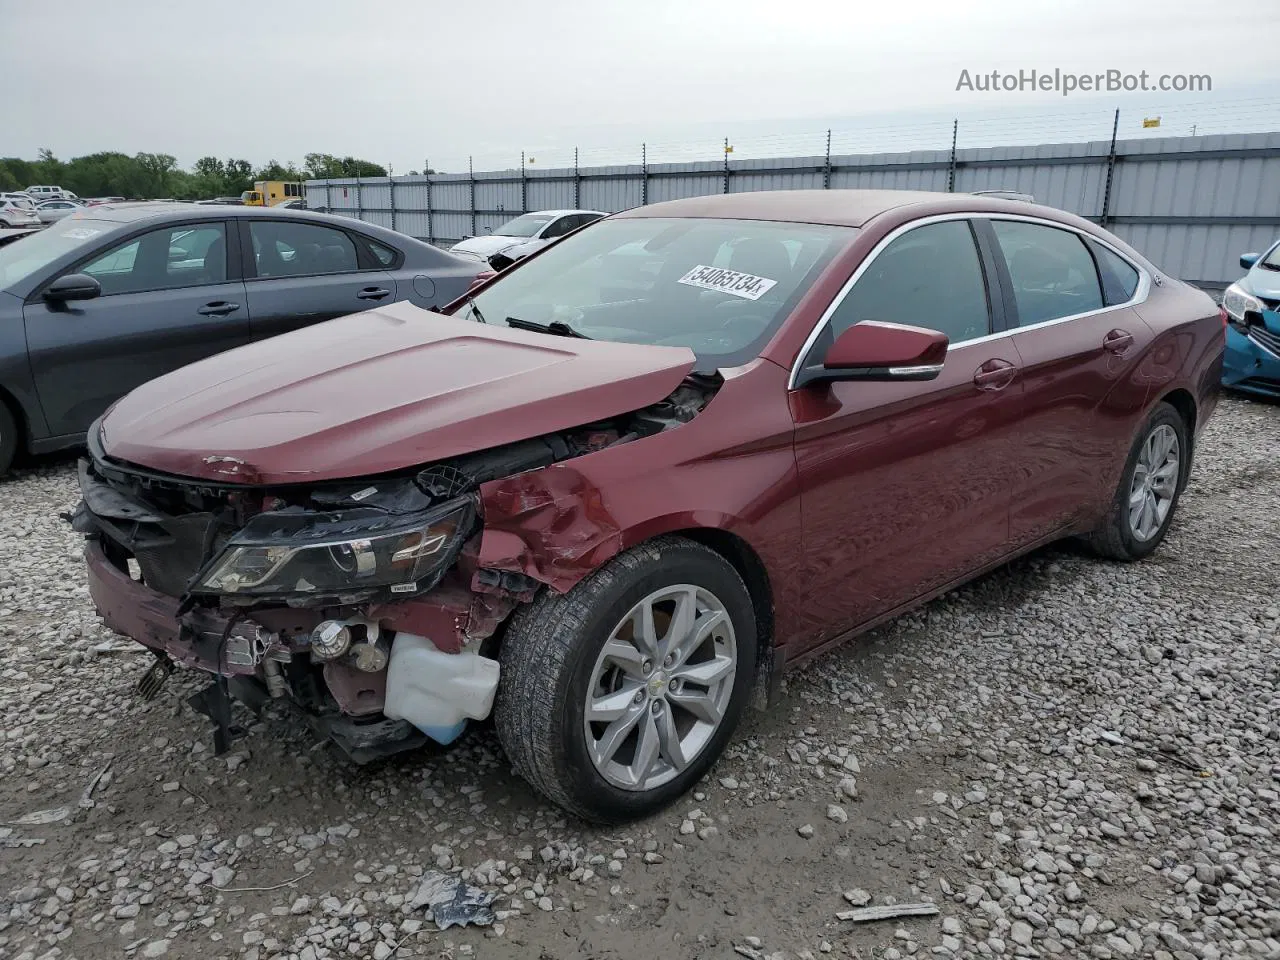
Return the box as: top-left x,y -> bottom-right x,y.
505,316 -> 592,339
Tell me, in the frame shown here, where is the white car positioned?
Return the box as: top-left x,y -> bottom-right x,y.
451,209 -> 605,260
25,185 -> 74,202
0,197 -> 42,230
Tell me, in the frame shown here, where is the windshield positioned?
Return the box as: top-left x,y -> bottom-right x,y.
464,217 -> 854,368
492,214 -> 553,238
0,220 -> 115,288
1262,242 -> 1280,271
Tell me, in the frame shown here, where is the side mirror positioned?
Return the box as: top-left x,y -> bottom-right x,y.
1239,252 -> 1259,270
794,321 -> 947,388
44,273 -> 102,302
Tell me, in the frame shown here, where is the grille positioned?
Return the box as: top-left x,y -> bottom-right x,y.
1247,324 -> 1280,358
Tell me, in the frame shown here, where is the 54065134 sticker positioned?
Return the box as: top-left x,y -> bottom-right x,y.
676,264 -> 778,301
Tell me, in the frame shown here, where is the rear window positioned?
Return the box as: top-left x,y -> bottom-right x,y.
463,217 -> 854,369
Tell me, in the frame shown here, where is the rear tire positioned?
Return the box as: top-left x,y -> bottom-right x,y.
494,536 -> 757,823
1088,402 -> 1188,561
0,401 -> 18,476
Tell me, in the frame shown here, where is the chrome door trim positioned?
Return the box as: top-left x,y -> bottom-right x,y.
787,211 -> 1153,389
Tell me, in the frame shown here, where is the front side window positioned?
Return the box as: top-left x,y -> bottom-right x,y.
826,220 -> 992,345
464,216 -> 853,369
492,214 -> 553,238
79,223 -> 227,295
250,220 -> 359,278
991,220 -> 1103,326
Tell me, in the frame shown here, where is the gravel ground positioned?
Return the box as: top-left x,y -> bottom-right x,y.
1,394 -> 1278,960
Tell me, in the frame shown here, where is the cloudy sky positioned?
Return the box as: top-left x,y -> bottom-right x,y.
2,0 -> 1276,173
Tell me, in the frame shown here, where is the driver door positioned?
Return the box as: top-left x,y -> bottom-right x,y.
790,218 -> 1023,652
24,220 -> 251,437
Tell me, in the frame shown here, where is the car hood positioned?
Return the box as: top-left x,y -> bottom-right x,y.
1245,266 -> 1280,300
450,235 -> 529,257
98,300 -> 696,484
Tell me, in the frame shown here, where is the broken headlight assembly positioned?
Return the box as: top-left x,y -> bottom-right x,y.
194,496 -> 474,598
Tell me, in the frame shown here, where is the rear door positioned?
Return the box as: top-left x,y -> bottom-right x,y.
24,220 -> 250,436
981,217 -> 1154,544
240,218 -> 398,340
791,218 -> 1023,650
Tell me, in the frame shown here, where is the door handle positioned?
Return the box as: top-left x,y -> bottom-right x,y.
1103,329 -> 1134,353
973,359 -> 1017,391
356,287 -> 391,301
197,301 -> 240,316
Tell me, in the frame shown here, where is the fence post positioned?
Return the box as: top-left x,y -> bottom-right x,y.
325,180 -> 332,214
1100,108 -> 1120,226
468,156 -> 476,240
425,164 -> 433,245
574,147 -> 580,209
641,143 -> 648,206
947,120 -> 958,192
388,175 -> 396,233
823,129 -> 832,189
723,137 -> 731,193
355,176 -> 362,219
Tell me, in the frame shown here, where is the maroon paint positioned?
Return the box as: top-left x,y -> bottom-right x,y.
322,663 -> 386,716
85,542 -> 259,674
88,190 -> 1224,684
98,302 -> 694,483
824,322 -> 949,369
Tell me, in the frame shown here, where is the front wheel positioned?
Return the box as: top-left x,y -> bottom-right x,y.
1088,402 -> 1188,561
494,536 -> 757,823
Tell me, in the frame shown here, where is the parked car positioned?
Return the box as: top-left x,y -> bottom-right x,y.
0,203 -> 487,474
1222,240 -> 1280,397
85,197 -> 127,206
36,199 -> 83,224
70,189 -> 1221,822
25,185 -> 71,202
0,198 -> 42,230
451,209 -> 605,261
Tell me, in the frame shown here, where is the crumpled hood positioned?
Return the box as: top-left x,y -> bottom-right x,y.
99,301 -> 696,484
450,235 -> 534,257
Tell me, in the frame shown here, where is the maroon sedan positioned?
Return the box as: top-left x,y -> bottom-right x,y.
73,190 -> 1223,822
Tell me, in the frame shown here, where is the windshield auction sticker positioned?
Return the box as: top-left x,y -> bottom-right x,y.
677,264 -> 777,301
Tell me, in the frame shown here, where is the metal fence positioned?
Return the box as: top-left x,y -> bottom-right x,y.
307,124 -> 1280,291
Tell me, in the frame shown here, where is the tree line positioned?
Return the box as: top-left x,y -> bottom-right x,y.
0,151 -> 431,201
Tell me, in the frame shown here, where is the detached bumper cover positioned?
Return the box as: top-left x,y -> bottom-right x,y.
84,541 -> 259,676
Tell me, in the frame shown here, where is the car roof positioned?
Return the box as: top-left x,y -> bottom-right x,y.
614,189 -> 1057,229
518,209 -> 606,218
69,202 -> 368,225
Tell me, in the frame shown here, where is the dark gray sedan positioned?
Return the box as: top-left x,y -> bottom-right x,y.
0,203 -> 485,473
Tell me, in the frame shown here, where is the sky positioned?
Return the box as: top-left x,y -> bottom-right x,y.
2,0 -> 1277,174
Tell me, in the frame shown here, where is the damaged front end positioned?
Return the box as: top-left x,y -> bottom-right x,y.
72,375 -> 720,762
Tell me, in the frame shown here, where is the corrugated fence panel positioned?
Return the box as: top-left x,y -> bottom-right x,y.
306,130 -> 1280,286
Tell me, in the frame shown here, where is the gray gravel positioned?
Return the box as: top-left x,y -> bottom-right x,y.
1,394 -> 1278,960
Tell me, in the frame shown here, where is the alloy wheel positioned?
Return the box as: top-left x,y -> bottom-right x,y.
1128,423 -> 1180,541
583,584 -> 737,792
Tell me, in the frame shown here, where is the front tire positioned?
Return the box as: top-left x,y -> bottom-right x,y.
1088,402 -> 1188,561
0,401 -> 18,476
494,536 -> 757,823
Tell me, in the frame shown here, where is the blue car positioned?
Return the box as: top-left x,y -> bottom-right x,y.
1223,240 -> 1280,398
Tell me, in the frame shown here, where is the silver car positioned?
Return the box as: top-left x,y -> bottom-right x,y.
36,199 -> 83,224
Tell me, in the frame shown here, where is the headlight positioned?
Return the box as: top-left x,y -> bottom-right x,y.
1222,282 -> 1261,323
195,497 -> 473,597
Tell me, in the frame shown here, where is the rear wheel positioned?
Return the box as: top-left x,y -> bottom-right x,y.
0,401 -> 17,476
494,536 -> 757,823
1089,402 -> 1187,561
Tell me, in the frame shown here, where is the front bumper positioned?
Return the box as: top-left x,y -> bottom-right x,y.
85,540 -> 261,675
1223,323 -> 1280,398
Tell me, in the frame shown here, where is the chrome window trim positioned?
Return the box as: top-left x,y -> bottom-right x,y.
787,211 -> 1152,389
